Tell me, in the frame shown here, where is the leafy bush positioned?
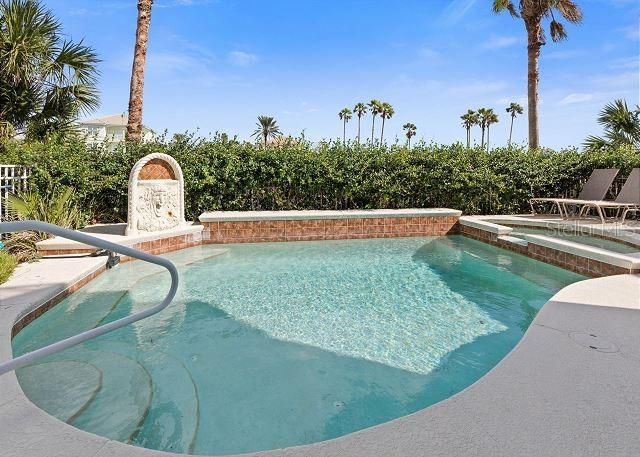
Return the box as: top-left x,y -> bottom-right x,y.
1,135 -> 638,223
0,250 -> 17,284
4,186 -> 86,262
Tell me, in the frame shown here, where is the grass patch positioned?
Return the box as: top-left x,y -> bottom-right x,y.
0,251 -> 17,285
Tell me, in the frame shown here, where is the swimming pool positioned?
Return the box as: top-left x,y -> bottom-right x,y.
12,236 -> 583,455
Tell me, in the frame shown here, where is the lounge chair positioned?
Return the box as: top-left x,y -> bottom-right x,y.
529,168 -> 620,218
564,168 -> 640,223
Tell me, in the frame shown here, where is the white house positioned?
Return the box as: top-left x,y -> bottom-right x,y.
77,114 -> 154,148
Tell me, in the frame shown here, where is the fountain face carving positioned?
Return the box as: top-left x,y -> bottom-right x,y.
126,153 -> 187,235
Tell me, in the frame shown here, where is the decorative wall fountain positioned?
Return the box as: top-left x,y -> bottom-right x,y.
126,153 -> 187,235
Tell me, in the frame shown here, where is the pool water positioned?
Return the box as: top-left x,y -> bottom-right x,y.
508,226 -> 639,254
13,236 -> 583,455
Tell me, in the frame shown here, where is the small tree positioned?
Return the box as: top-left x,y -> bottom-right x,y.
584,99 -> 640,150
485,109 -> 499,150
461,110 -> 478,148
379,102 -> 395,143
252,116 -> 281,147
506,102 -> 523,147
353,102 -> 368,144
0,0 -> 100,139
403,123 -> 417,148
338,108 -> 352,145
477,108 -> 489,148
368,99 -> 382,143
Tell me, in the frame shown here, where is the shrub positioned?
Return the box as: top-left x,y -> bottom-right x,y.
1,136 -> 638,223
4,186 -> 86,262
0,250 -> 17,284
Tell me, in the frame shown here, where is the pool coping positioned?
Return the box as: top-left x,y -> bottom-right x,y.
1,244 -> 640,456
199,208 -> 462,222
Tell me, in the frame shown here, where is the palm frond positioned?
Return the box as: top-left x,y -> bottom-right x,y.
549,20 -> 568,41
0,0 -> 99,137
492,0 -> 519,17
554,0 -> 583,23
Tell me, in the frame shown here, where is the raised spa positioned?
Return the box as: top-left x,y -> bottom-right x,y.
13,236 -> 583,455
507,225 -> 640,254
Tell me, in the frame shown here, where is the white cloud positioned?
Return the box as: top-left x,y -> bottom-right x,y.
144,50 -> 220,87
546,50 -> 584,60
590,71 -> 638,88
620,24 -> 639,41
558,93 -> 594,106
418,47 -> 439,59
448,80 -> 508,95
609,56 -> 639,70
439,0 -> 477,25
496,96 -> 527,107
156,0 -> 214,7
481,36 -> 520,50
228,51 -> 258,67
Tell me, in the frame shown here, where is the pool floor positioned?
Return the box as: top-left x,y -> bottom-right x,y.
13,236 -> 583,455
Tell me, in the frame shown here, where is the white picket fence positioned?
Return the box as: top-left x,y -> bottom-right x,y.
0,165 -> 29,221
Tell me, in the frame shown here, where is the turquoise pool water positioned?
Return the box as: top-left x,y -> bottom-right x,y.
13,236 -> 583,455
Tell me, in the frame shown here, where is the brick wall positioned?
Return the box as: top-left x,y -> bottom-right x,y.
39,232 -> 203,259
202,215 -> 460,244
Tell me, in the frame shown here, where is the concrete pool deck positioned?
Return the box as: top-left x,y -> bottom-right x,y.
1,247 -> 640,456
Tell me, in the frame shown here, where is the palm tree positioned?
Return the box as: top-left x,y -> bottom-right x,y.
252,116 -> 281,147
584,99 -> 640,150
493,0 -> 583,150
403,123 -> 417,148
338,108 -> 352,145
126,0 -> 154,142
477,108 -> 489,148
379,102 -> 395,143
368,99 -> 382,143
506,102 -> 524,147
485,109 -> 499,150
0,0 -> 100,139
353,102 -> 368,144
461,110 -> 478,148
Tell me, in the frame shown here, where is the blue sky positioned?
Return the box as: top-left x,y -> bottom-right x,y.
46,0 -> 638,148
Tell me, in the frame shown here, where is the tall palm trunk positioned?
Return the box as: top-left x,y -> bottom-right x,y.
466,127 -> 470,148
508,114 -> 515,147
481,127 -> 485,148
263,132 -> 267,147
525,18 -> 542,150
380,117 -> 386,143
343,119 -> 347,145
371,115 -> 376,143
357,116 -> 361,144
127,0 -> 153,142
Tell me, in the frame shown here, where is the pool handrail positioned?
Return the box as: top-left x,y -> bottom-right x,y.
0,220 -> 179,377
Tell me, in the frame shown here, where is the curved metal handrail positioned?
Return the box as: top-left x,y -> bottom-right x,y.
0,220 -> 179,376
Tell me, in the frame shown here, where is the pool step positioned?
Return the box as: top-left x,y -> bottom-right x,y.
11,289 -> 128,355
16,360 -> 102,423
96,341 -> 199,454
69,349 -> 153,443
497,235 -> 528,247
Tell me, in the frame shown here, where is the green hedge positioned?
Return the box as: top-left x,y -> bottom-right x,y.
1,136 -> 638,222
